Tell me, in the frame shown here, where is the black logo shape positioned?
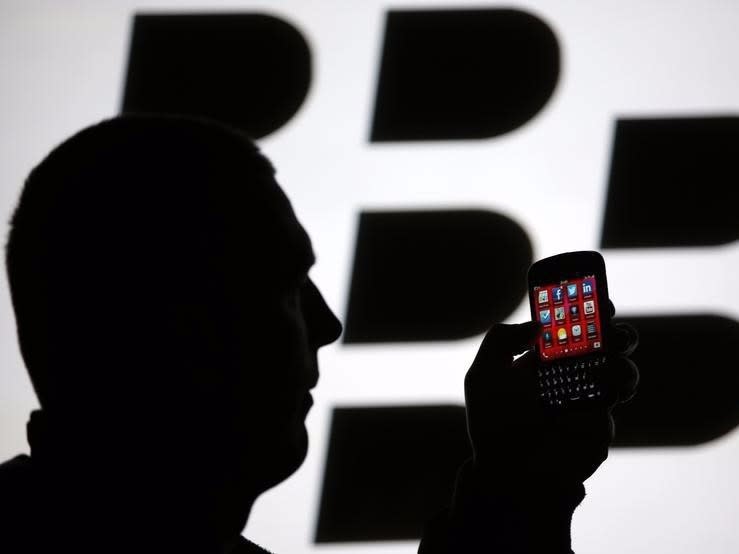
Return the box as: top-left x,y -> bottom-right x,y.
315,405 -> 470,543
611,314 -> 739,447
601,117 -> 739,248
344,210 -> 533,343
122,13 -> 311,139
370,8 -> 560,141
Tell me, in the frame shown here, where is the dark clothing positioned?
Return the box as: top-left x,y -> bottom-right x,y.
0,454 -> 272,554
0,455 -> 36,553
419,459 -> 584,553
2,451 -> 581,553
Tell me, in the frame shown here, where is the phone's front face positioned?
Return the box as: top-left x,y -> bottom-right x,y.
531,275 -> 606,361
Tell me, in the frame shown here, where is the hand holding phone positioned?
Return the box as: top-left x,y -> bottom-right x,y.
464,323 -> 637,486
449,270 -> 639,554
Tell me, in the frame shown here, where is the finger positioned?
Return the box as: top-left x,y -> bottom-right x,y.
615,357 -> 639,403
600,355 -> 639,405
610,323 -> 639,356
466,322 -> 540,398
511,350 -> 540,388
472,321 -> 540,366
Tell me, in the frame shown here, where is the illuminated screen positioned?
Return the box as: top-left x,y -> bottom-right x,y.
533,275 -> 603,360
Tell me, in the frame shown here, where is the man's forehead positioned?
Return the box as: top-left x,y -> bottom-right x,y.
246,178 -> 315,274
289,218 -> 315,272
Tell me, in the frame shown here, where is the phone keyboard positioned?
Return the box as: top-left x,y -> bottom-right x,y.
537,355 -> 606,407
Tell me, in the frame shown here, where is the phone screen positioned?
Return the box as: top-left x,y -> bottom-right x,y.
531,274 -> 604,361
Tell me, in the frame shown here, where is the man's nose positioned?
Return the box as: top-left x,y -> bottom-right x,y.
305,278 -> 343,347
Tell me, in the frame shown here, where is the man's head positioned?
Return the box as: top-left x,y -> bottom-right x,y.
5,115 -> 341,535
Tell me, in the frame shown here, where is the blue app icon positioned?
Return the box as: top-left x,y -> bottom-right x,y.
569,305 -> 579,317
582,279 -> 594,296
567,284 -> 578,299
543,331 -> 553,343
552,287 -> 564,303
539,309 -> 551,324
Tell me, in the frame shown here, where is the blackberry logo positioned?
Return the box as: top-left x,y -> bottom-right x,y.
122,9 -> 739,543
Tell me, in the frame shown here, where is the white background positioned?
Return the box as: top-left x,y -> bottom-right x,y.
1,1 -> 738,552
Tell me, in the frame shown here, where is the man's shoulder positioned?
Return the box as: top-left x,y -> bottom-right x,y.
234,536 -> 275,554
0,454 -> 33,492
0,454 -> 32,471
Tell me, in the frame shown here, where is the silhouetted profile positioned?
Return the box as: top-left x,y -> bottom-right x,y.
0,116 -> 341,553
0,115 -> 637,553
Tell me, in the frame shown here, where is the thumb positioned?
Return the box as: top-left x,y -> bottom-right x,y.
472,321 -> 540,366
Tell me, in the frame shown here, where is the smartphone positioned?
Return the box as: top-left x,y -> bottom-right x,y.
527,251 -> 611,407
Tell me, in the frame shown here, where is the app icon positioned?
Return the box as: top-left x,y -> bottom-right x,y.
554,306 -> 566,322
539,309 -> 551,324
584,300 -> 595,315
572,324 -> 582,337
557,328 -> 568,341
542,331 -> 553,343
567,284 -> 578,300
538,290 -> 548,304
569,305 -> 579,318
551,287 -> 564,303
587,322 -> 597,337
594,341 -> 601,348
582,279 -> 594,296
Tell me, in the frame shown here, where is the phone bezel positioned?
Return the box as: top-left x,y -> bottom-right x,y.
527,250 -> 611,361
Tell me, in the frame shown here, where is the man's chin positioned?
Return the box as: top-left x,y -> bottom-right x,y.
257,424 -> 309,492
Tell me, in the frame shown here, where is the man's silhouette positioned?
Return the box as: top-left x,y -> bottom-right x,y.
0,115 -> 637,553
0,116 -> 341,553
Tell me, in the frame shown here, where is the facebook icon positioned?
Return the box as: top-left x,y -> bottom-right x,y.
582,279 -> 594,297
552,286 -> 564,303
